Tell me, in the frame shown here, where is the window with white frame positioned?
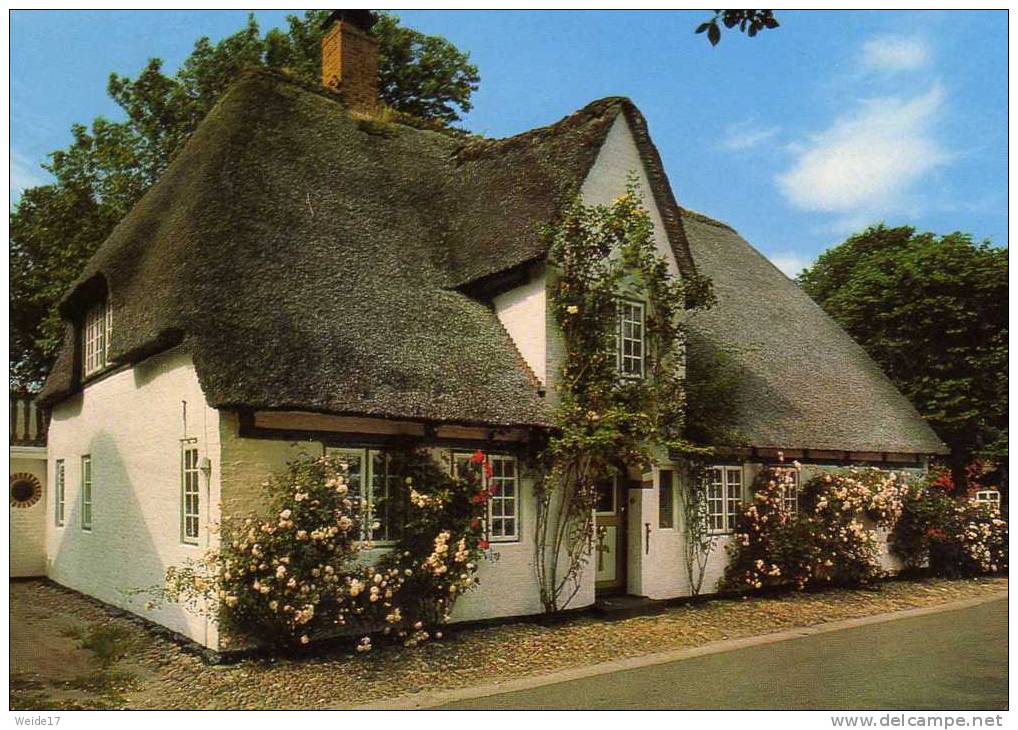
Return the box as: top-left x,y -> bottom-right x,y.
81,454 -> 93,530
488,455 -> 519,541
325,448 -> 401,543
973,489 -> 1001,507
368,450 -> 403,542
54,459 -> 65,526
82,299 -> 111,377
708,466 -> 742,533
780,468 -> 800,513
453,452 -> 521,542
181,443 -> 200,544
617,299 -> 645,379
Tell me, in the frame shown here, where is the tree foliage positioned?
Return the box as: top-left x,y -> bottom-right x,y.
696,10 -> 779,46
797,224 -> 1008,487
10,11 -> 479,388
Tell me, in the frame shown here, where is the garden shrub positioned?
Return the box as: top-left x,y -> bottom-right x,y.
891,480 -> 1008,576
162,449 -> 490,650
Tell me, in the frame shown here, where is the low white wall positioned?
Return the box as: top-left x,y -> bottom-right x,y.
46,348 -> 222,648
11,449 -> 48,577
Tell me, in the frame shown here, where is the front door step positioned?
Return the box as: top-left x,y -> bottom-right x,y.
594,594 -> 665,621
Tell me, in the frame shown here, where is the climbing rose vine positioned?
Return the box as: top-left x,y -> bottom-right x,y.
161,450 -> 490,650
534,183 -> 714,613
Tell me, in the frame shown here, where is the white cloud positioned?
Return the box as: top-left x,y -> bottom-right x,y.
10,151 -> 49,203
861,35 -> 930,72
776,84 -> 950,222
768,251 -> 811,279
721,121 -> 780,151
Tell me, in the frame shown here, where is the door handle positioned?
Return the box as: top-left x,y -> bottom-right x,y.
645,522 -> 651,554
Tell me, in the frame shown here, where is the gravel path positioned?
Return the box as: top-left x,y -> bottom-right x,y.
9,576 -> 1007,710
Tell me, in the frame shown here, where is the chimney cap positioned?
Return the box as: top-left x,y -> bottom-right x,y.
321,9 -> 377,33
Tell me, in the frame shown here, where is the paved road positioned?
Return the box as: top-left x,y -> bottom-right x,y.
439,598 -> 1008,710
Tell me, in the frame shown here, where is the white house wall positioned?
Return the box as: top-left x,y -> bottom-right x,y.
11,448 -> 48,577
45,348 -> 222,648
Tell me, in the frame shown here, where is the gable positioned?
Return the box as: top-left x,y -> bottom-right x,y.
581,115 -> 683,279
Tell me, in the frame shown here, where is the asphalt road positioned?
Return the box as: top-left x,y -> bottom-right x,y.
438,598 -> 1008,710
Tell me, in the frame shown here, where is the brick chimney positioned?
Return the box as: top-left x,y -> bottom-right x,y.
321,10 -> 379,114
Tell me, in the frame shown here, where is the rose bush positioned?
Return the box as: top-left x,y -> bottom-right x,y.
162,449 -> 490,650
722,466 -> 906,593
891,479 -> 1007,576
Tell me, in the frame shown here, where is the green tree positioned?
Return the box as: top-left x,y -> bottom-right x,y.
10,10 -> 479,389
798,224 -> 1008,491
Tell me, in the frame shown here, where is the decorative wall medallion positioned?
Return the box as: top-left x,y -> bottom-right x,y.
10,473 -> 42,509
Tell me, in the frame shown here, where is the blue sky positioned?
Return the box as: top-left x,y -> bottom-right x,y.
10,9 -> 1008,275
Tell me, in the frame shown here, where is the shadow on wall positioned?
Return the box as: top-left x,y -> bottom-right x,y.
49,430 -> 201,642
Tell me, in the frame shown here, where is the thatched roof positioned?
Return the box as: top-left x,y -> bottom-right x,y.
682,211 -> 947,455
38,70 -> 694,428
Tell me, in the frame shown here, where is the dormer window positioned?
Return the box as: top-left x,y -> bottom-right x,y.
82,298 -> 111,377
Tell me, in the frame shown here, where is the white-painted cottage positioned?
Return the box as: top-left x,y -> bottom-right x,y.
30,11 -> 946,650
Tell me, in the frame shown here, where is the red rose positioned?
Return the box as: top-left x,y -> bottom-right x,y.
470,450 -> 485,465
483,461 -> 493,479
470,518 -> 481,529
478,540 -> 489,550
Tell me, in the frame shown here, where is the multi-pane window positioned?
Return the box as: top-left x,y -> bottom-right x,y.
781,468 -> 799,514
617,300 -> 645,379
708,466 -> 742,533
453,452 -> 521,542
488,455 -> 519,541
368,450 -> 403,542
974,489 -> 1001,507
80,455 -> 93,531
181,444 -> 200,544
54,459 -> 65,526
658,469 -> 675,528
82,299 -> 111,377
325,448 -> 400,543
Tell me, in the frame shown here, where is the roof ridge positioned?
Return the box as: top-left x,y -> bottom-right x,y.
679,206 -> 738,233
454,96 -> 629,161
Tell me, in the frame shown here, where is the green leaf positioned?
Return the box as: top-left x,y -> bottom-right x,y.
707,23 -> 721,46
